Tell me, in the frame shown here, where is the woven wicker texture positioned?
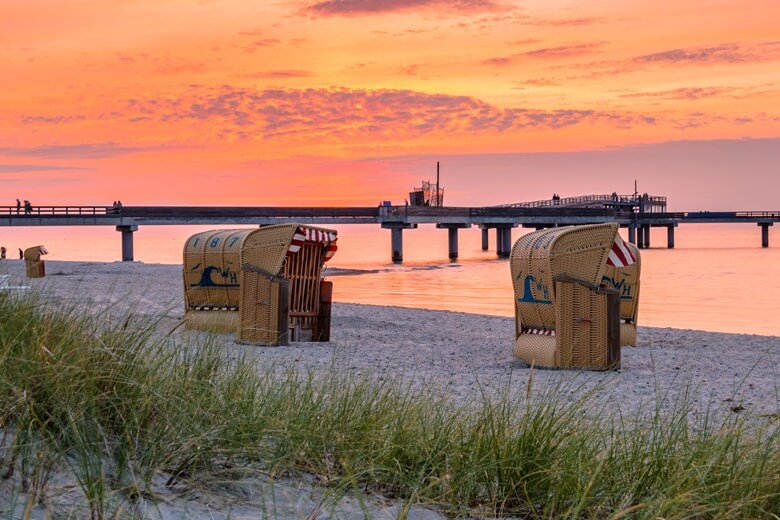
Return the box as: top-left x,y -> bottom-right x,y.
555,281 -> 610,369
513,335 -> 557,368
510,224 -> 618,330
185,310 -> 239,333
183,229 -> 245,309
620,322 -> 637,347
23,246 -> 47,278
238,224 -> 322,343
183,224 -> 337,345
510,224 -> 619,370
236,276 -> 282,345
602,241 -> 640,346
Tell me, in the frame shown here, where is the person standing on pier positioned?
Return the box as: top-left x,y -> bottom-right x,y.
15,199 -> 20,214
23,200 -> 31,215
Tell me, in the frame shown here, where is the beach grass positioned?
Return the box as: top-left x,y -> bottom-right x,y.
0,291 -> 778,519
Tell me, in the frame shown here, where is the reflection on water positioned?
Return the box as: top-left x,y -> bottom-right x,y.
1,223 -> 778,336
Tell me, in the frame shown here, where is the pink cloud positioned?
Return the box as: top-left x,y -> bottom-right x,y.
634,41 -> 780,66
483,42 -> 603,68
620,86 -> 735,100
522,42 -> 604,59
526,17 -> 606,26
300,0 -> 511,17
241,39 -> 282,53
239,70 -> 314,78
121,85 -> 664,142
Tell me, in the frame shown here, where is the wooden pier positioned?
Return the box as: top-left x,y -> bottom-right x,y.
0,197 -> 777,262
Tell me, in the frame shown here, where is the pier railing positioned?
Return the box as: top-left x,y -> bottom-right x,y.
0,206 -> 113,216
499,194 -> 668,212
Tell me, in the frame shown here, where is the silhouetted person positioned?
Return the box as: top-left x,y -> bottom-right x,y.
23,200 -> 31,215
18,248 -> 23,260
15,199 -> 20,214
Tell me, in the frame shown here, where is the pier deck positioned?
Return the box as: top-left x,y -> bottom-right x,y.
1,202 -> 777,262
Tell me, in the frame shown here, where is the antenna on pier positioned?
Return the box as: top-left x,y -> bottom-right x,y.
408,164 -> 444,207
436,161 -> 440,207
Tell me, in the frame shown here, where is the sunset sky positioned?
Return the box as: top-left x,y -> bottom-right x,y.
2,0 -> 779,210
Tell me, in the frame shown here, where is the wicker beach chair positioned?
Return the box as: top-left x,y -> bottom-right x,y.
183,224 -> 337,345
23,245 -> 48,278
510,224 -> 622,370
601,240 -> 640,346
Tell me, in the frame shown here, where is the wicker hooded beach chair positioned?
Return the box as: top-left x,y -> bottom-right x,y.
601,241 -> 641,346
510,224 -> 623,370
183,224 -> 337,345
23,245 -> 48,278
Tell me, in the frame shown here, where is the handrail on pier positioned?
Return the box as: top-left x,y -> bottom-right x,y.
500,194 -> 668,213
0,206 -> 114,216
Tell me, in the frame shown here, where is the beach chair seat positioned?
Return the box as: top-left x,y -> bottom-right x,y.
510,224 -> 624,370
183,224 -> 337,345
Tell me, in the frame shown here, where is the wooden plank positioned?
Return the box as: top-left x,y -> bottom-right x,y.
276,279 -> 290,346
315,281 -> 333,342
605,289 -> 621,370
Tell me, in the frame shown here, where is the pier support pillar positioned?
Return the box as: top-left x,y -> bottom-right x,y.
636,226 -> 644,249
666,224 -> 677,249
642,225 -> 651,249
437,223 -> 471,260
491,226 -> 516,257
116,224 -> 138,262
382,223 -> 417,263
495,228 -> 504,257
759,222 -> 773,248
448,228 -> 458,259
628,225 -> 636,245
481,227 -> 489,251
504,228 -> 514,258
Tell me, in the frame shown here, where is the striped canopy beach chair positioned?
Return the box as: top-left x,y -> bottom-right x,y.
23,245 -> 48,278
510,223 -> 631,370
183,224 -> 337,345
601,240 -> 640,346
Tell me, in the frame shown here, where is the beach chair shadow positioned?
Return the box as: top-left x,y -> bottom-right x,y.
510,223 -> 626,370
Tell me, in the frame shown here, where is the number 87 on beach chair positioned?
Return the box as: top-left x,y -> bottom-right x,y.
182,224 -> 338,345
510,223 -> 636,370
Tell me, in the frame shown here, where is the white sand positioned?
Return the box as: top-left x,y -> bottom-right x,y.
1,259 -> 778,519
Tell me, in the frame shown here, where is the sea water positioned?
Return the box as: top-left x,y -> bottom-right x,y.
1,223 -> 778,336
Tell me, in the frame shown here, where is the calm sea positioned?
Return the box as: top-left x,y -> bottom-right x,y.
2,223 -> 779,336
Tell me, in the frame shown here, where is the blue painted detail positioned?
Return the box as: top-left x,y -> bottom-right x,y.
602,275 -> 633,300
191,265 -> 239,288
517,274 -> 552,304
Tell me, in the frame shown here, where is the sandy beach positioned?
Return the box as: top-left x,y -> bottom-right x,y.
1,259 -> 778,518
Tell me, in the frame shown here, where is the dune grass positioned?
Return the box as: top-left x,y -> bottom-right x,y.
0,290 -> 777,519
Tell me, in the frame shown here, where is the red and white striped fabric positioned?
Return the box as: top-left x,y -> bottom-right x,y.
521,326 -> 556,336
607,233 -> 636,267
288,227 -> 338,262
